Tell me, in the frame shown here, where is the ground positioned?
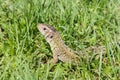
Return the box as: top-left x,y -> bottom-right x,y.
0,0 -> 120,80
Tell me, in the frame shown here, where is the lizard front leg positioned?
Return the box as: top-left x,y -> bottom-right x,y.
51,53 -> 58,64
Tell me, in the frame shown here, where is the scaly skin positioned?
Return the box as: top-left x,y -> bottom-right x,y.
37,23 -> 120,64
37,24 -> 79,64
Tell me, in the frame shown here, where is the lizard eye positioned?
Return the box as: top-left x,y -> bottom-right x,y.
43,28 -> 46,30
50,36 -> 53,38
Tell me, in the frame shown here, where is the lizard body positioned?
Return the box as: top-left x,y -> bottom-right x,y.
37,24 -> 79,64
37,24 -> 120,64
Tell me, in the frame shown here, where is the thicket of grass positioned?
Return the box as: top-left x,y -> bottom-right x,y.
0,0 -> 120,80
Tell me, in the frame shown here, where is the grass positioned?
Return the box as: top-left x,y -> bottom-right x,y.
0,0 -> 120,80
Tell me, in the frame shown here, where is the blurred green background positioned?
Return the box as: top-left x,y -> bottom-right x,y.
0,0 -> 120,80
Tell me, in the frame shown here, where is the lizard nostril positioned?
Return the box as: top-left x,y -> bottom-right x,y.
43,28 -> 46,30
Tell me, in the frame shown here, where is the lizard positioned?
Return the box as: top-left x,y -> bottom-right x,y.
37,23 -> 80,64
37,23 -> 120,64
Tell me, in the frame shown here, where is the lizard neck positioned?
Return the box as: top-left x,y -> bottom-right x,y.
49,34 -> 65,50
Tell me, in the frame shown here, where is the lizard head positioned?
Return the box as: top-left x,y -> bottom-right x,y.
37,23 -> 57,43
